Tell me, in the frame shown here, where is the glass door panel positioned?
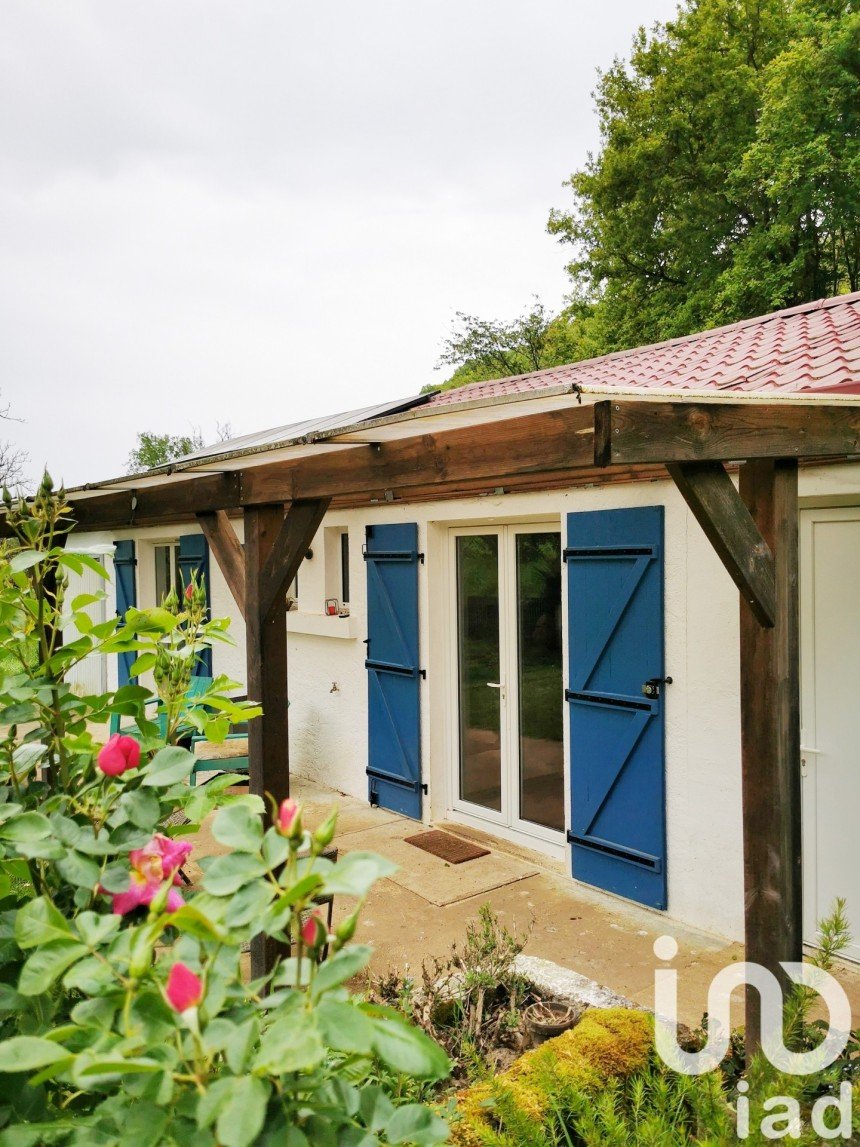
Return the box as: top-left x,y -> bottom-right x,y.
515,532 -> 564,831
456,535 -> 502,811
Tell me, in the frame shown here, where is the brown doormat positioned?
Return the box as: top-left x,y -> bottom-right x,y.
404,830 -> 490,864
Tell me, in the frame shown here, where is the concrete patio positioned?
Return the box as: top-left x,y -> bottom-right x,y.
187,774 -> 860,1030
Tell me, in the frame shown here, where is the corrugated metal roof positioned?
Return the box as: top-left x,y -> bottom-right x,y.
151,392 -> 435,471
429,290 -> 860,407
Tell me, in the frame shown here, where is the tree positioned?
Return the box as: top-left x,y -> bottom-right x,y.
434,299 -> 587,390
0,393 -> 29,490
547,0 -> 860,353
127,422 -> 233,473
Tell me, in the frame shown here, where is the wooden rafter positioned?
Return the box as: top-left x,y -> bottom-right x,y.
259,500 -> 331,621
667,462 -> 776,627
197,510 -> 246,616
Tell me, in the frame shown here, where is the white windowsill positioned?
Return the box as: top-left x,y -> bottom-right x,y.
286,611 -> 359,640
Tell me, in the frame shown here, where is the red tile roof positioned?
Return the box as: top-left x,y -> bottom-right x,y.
429,291 -> 860,407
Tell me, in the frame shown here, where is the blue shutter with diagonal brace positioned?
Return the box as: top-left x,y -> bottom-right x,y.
565,506 -> 667,909
178,533 -> 212,677
364,523 -> 423,819
113,539 -> 137,687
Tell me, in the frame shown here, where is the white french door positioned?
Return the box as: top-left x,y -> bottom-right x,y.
800,506 -> 860,962
449,524 -> 565,851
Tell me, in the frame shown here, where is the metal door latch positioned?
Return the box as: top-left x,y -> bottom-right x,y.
642,676 -> 673,699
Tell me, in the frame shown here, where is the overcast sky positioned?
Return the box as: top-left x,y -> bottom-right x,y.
1,0 -> 680,487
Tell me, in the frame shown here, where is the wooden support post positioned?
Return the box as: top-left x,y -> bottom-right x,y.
243,499 -> 329,978
738,459 -> 802,1057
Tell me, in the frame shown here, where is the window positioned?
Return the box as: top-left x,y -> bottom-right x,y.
340,531 -> 350,605
324,527 -> 350,611
154,543 -> 181,604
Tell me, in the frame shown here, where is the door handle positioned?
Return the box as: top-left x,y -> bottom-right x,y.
486,682 -> 504,689
642,676 -> 673,699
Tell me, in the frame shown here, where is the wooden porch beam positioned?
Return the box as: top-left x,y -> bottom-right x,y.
65,405 -> 596,531
197,510 -> 246,617
667,461 -> 776,627
259,499 -> 331,621
595,399 -> 860,466
738,459 -> 802,1058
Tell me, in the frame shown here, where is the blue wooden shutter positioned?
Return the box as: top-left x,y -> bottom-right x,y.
364,523 -> 423,819
113,539 -> 137,687
178,533 -> 212,676
565,506 -> 667,909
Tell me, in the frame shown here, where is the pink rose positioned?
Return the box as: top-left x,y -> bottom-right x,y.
300,909 -> 327,951
184,582 -> 194,601
97,734 -> 141,777
276,798 -> 302,838
110,833 -> 192,916
165,962 -> 203,1013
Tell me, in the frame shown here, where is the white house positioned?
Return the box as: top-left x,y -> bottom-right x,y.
69,291 -> 860,958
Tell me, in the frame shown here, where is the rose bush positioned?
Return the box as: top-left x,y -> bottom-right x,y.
0,481 -> 450,1145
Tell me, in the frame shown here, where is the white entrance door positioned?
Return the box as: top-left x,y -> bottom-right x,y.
449,524 -> 565,853
801,507 -> 860,962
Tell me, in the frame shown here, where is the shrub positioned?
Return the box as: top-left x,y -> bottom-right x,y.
0,481 -> 450,1145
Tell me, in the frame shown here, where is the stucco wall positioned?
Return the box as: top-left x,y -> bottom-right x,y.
73,460 -> 860,944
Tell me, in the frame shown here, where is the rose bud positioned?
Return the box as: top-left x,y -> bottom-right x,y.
300,909 -> 328,951
276,798 -> 303,841
312,810 -> 337,853
184,581 -> 194,601
165,962 -> 204,1013
97,733 -> 141,777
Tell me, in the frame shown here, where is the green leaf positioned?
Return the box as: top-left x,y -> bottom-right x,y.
71,592 -> 105,611
167,905 -> 227,942
74,911 -> 120,948
215,1076 -> 271,1147
211,802 -> 264,853
119,788 -> 161,830
253,1012 -> 325,1074
312,945 -> 372,995
0,1036 -> 71,1072
19,940 -> 89,996
386,1105 -> 449,1146
359,1086 -> 395,1132
77,1056 -> 161,1076
15,896 -> 74,948
55,851 -> 100,889
141,746 -> 195,787
224,1017 -> 260,1074
261,830 -> 290,869
129,652 -> 157,677
0,811 -> 52,842
224,881 -> 274,928
315,999 -> 375,1054
63,955 -> 116,995
201,853 -> 267,896
99,863 -> 131,894
8,551 -> 45,573
320,851 -> 397,898
370,1018 -> 450,1080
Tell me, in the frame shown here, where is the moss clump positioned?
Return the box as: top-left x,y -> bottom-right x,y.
451,1007 -> 653,1145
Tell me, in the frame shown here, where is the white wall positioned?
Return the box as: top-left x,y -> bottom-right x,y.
71,459 -> 860,944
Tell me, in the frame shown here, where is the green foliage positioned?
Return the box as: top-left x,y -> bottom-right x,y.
548,0 -> 860,352
127,431 -> 206,473
434,299 -> 586,390
0,482 -> 449,1144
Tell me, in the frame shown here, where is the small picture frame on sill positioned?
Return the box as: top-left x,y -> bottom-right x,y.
325,598 -> 339,616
